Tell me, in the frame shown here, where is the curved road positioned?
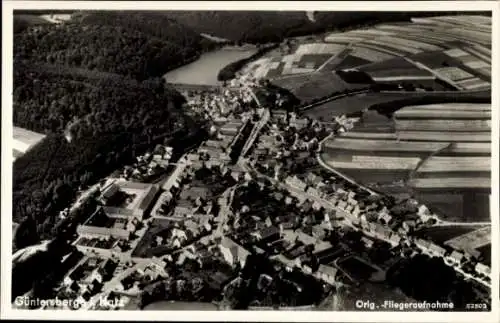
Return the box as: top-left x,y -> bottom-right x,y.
316,132 -> 378,196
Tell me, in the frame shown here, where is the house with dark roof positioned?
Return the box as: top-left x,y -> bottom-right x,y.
253,225 -> 280,241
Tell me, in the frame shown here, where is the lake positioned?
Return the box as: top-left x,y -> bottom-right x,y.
163,47 -> 257,86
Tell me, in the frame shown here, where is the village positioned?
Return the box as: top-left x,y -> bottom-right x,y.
13,69 -> 491,311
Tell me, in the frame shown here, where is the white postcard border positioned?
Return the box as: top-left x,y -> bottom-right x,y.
2,1 -> 499,322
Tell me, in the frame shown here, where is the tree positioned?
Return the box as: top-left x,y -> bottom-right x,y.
14,216 -> 40,250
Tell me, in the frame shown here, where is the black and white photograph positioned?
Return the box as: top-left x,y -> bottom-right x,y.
1,1 -> 499,322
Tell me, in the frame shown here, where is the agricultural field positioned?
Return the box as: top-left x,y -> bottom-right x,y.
305,17 -> 492,224
272,72 -> 364,104
246,14 -> 492,92
394,109 -> 491,120
417,156 -> 490,173
397,131 -> 491,142
476,245 -> 491,266
319,100 -> 491,223
295,54 -> 334,69
395,119 -> 491,132
444,226 -> 491,251
323,155 -> 421,170
414,190 -> 490,222
413,225 -> 481,245
334,55 -> 372,70
359,57 -> 423,73
349,46 -> 398,63
302,92 -> 421,119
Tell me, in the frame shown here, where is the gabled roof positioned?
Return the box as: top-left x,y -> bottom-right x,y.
318,264 -> 338,277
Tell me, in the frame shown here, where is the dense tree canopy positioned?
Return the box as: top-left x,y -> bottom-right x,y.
158,11 -> 463,44
14,12 -> 213,80
13,61 -> 204,244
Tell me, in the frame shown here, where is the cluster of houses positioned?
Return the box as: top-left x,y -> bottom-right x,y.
193,116 -> 250,168
59,257 -> 118,307
121,145 -> 173,182
183,83 -> 255,123
284,169 -> 493,286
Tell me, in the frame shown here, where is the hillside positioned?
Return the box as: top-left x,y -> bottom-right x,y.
159,11 -> 485,45
14,11 -> 212,80
13,14 -> 51,33
12,61 -> 203,247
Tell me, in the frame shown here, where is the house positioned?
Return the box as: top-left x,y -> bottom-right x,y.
284,196 -> 294,205
300,200 -> 314,213
417,204 -> 430,216
402,220 -> 416,232
347,197 -> 358,207
378,212 -> 393,225
316,264 -> 338,285
307,186 -> 321,198
254,225 -> 280,241
352,205 -> 361,217
447,250 -> 464,265
302,263 -> 313,275
312,201 -> 323,211
389,234 -> 401,247
231,170 -> 242,182
312,225 -> 326,240
290,118 -> 309,130
475,263 -> 491,278
285,175 -> 307,191
97,259 -> 117,281
415,239 -> 431,252
219,237 -> 250,267
273,192 -> 285,202
307,173 -> 323,187
173,206 -> 192,218
361,237 -> 374,249
373,223 -> 392,240
428,243 -> 446,258
171,227 -> 188,242
337,200 -> 347,210
244,172 -> 253,181
99,183 -> 120,205
185,220 -> 200,237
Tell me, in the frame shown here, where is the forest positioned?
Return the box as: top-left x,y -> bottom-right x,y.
13,61 -> 204,247
386,254 -> 486,310
158,11 -> 483,44
14,11 -> 215,80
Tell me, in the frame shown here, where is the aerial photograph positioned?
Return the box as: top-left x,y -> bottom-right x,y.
8,8 -> 493,313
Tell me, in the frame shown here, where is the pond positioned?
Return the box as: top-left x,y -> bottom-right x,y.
163,46 -> 257,86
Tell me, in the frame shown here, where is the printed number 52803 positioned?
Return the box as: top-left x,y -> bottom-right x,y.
466,303 -> 488,310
